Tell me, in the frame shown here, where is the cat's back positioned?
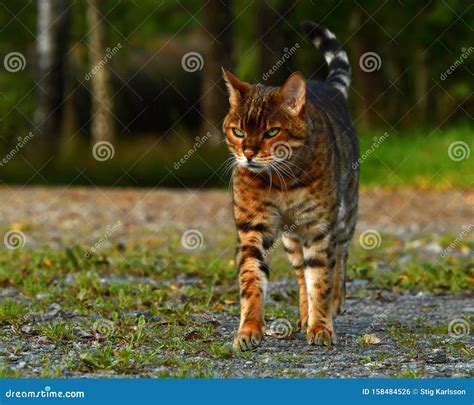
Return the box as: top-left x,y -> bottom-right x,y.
306,80 -> 354,134
306,79 -> 359,191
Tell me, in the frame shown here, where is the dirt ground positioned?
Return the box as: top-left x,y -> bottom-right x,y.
0,187 -> 472,378
1,187 -> 472,245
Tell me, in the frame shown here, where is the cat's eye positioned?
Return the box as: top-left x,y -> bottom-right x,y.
265,127 -> 280,137
232,128 -> 245,138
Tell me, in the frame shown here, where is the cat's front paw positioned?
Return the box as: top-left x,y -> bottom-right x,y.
234,323 -> 263,351
307,323 -> 336,346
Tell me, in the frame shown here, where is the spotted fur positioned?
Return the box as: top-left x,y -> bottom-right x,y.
222,21 -> 359,350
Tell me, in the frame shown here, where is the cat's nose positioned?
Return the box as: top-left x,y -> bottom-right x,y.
243,149 -> 256,161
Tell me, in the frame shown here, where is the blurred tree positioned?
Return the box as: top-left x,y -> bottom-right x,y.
348,7 -> 380,130
87,0 -> 115,143
33,0 -> 70,142
201,0 -> 234,143
256,0 -> 294,85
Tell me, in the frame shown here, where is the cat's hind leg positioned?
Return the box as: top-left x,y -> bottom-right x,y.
332,206 -> 357,316
332,243 -> 348,316
282,235 -> 308,331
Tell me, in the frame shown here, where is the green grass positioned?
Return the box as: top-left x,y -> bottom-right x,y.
37,321 -> 76,342
358,125 -> 473,189
347,232 -> 473,294
0,229 -> 471,377
0,125 -> 471,188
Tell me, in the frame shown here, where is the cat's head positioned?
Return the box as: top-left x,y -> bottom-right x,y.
222,70 -> 308,173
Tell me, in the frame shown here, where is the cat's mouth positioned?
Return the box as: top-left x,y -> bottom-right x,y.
235,155 -> 273,172
238,159 -> 269,173
247,161 -> 265,170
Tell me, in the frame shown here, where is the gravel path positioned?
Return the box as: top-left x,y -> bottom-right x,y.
0,187 -> 472,248
211,289 -> 473,377
0,187 -> 472,378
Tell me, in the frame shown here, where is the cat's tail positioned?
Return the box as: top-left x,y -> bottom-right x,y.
301,20 -> 351,98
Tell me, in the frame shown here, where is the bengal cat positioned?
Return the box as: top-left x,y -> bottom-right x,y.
222,21 -> 359,350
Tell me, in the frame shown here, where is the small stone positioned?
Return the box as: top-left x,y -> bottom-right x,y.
20,325 -> 34,334
424,242 -> 442,253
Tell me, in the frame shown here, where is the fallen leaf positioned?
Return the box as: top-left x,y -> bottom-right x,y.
392,240 -> 403,248
42,258 -> 52,268
184,330 -> 200,341
0,279 -> 15,288
19,268 -> 30,277
358,333 -> 381,345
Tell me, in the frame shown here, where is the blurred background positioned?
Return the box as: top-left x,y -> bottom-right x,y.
0,0 -> 472,188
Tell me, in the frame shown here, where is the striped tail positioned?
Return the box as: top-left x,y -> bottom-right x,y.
301,21 -> 351,98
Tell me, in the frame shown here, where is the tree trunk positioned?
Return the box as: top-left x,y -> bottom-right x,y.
348,9 -> 379,130
34,0 -> 70,142
201,0 -> 233,144
87,0 -> 114,143
256,0 -> 294,85
414,47 -> 429,124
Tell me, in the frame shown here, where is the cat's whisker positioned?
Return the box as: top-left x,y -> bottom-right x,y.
271,160 -> 298,184
270,162 -> 288,192
222,162 -> 236,181
221,155 -> 238,194
274,160 -> 297,179
265,166 -> 273,197
277,156 -> 307,175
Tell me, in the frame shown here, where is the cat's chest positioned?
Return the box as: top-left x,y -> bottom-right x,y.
275,190 -> 326,226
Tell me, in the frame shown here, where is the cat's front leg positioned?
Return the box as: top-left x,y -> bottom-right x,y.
234,221 -> 274,351
303,234 -> 337,346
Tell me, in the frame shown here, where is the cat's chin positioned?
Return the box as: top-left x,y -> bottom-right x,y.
240,162 -> 268,173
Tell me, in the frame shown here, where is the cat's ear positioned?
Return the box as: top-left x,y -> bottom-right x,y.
222,68 -> 249,107
278,72 -> 306,115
